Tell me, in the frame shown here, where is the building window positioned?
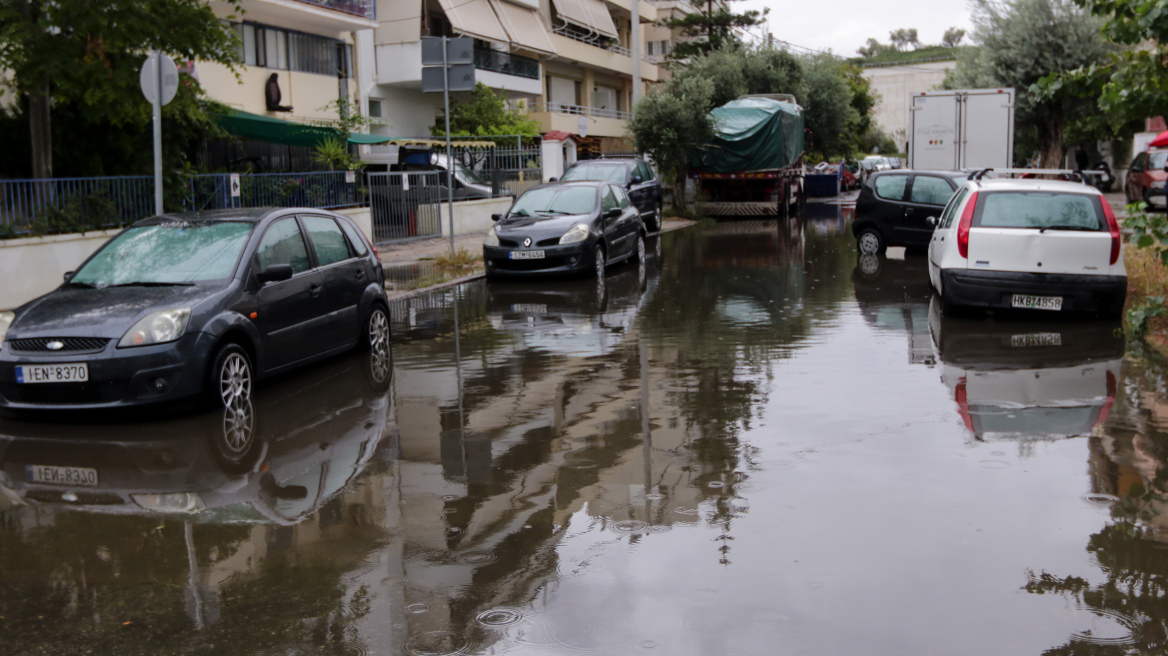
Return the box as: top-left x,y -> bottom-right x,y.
368,99 -> 382,118
236,23 -> 351,77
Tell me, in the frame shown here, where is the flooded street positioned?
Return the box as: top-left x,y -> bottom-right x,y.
4,210 -> 1168,655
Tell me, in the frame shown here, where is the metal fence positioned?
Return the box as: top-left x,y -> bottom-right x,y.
368,171 -> 448,242
186,171 -> 361,212
0,176 -> 155,235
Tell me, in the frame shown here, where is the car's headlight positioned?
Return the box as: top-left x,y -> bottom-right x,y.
484,225 -> 500,247
132,492 -> 206,513
118,308 -> 191,348
0,311 -> 14,348
559,223 -> 590,245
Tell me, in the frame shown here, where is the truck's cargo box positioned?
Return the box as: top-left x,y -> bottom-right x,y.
691,97 -> 805,173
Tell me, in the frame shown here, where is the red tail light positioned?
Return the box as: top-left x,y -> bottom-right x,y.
956,191 -> 979,259
1100,197 -> 1121,265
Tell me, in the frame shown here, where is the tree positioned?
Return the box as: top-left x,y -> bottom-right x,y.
630,75 -> 716,210
803,55 -> 860,157
941,27 -> 966,48
856,38 -> 893,59
945,0 -> 1113,168
888,28 -> 920,51
0,0 -> 243,178
660,0 -> 767,61
430,83 -> 540,139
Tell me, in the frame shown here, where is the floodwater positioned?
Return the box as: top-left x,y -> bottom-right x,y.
4,208 -> 1168,655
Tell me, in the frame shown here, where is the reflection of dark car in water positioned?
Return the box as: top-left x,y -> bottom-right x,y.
485,250 -> 654,357
0,349 -> 393,524
852,254 -> 934,364
928,298 -> 1123,441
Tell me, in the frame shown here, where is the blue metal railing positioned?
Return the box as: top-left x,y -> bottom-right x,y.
0,175 -> 154,235
473,48 -> 540,80
186,171 -> 363,212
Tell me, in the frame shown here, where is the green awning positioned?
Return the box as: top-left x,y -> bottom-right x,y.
213,109 -> 391,147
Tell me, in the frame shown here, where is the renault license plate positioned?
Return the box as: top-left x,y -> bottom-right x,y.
26,464 -> 98,487
15,363 -> 89,383
509,250 -> 545,260
1011,295 -> 1062,311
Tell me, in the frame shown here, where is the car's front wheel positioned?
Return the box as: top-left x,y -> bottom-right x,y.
361,303 -> 391,354
857,228 -> 886,255
633,233 -> 646,263
593,245 -> 607,280
208,343 -> 252,409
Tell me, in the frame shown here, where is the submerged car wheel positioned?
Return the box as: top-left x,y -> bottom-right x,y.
652,202 -> 663,232
362,304 -> 391,354
209,343 -> 252,409
594,245 -> 607,279
857,229 -> 886,255
634,234 -> 646,263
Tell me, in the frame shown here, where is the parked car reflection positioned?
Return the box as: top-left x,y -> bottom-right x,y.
852,254 -> 935,364
0,347 -> 394,523
928,298 -> 1123,441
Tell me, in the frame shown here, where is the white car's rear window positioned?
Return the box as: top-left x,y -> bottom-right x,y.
975,192 -> 1102,231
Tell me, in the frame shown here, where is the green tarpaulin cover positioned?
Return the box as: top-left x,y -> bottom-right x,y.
691,97 -> 804,173
213,109 -> 391,148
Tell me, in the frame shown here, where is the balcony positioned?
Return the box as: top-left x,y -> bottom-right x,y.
551,27 -> 659,81
209,0 -> 377,35
474,48 -> 540,81
294,0 -> 376,19
529,103 -> 630,138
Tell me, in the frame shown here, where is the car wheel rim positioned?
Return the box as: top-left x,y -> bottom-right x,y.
219,352 -> 251,406
220,399 -> 255,455
369,308 -> 390,354
595,249 -> 605,278
859,233 -> 879,254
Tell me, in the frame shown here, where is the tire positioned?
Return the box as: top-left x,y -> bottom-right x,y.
857,253 -> 881,277
361,303 -> 391,354
857,229 -> 886,255
651,202 -> 663,232
207,343 -> 253,409
632,233 -> 646,263
593,244 -> 607,280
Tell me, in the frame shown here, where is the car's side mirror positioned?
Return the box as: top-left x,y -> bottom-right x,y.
927,216 -> 938,227
631,175 -> 643,185
491,213 -> 503,222
257,263 -> 294,283
605,208 -> 622,219
63,271 -> 74,282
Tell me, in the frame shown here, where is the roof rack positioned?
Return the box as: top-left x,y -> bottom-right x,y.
964,168 -> 1099,183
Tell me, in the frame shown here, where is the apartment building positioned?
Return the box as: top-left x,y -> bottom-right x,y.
363,0 -> 658,149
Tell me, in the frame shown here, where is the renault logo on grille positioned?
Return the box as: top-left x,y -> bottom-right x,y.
523,237 -> 532,247
46,341 -> 64,351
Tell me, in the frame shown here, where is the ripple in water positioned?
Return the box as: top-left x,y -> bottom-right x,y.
1069,608 -> 1138,646
610,520 -> 648,534
645,493 -> 666,501
476,607 -> 526,628
707,481 -> 726,489
1083,493 -> 1120,505
403,631 -> 474,656
511,614 -> 639,653
455,550 -> 497,565
407,603 -> 430,614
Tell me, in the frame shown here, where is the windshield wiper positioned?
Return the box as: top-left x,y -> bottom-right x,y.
108,281 -> 195,287
65,281 -> 97,289
1038,225 -> 1098,233
510,209 -> 531,217
537,210 -> 569,215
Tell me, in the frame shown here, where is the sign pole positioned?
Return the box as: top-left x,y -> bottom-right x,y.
443,37 -> 455,256
152,52 -> 164,215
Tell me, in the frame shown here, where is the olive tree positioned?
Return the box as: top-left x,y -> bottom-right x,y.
630,75 -> 716,210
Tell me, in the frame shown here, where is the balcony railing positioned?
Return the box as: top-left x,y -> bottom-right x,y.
293,0 -> 376,20
531,102 -> 631,121
473,48 -> 540,80
553,25 -> 660,65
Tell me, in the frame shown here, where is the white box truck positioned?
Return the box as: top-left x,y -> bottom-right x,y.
908,88 -> 1015,171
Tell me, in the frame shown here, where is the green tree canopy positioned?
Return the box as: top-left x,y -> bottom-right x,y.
945,0 -> 1115,168
430,82 -> 540,139
0,0 -> 243,178
660,0 -> 766,61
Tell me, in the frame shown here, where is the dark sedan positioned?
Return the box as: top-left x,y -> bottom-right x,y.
559,157 -> 663,231
0,208 -> 389,413
483,181 -> 646,279
852,169 -> 966,254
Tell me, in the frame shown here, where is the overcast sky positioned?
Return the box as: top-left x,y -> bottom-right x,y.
736,0 -> 975,58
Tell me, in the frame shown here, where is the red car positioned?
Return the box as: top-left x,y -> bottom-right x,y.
1125,148 -> 1168,208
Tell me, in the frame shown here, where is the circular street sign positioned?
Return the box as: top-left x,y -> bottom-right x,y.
578,115 -> 588,138
140,52 -> 179,106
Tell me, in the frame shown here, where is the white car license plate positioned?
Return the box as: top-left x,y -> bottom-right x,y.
26,464 -> 98,487
1011,294 -> 1062,311
1011,332 -> 1062,347
512,304 -> 548,314
15,363 -> 89,384
509,250 -> 545,260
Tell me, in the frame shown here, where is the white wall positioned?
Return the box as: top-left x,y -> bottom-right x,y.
435,197 -> 516,236
862,61 -> 956,150
0,230 -> 120,310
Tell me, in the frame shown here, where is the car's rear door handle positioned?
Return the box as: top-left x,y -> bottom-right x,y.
355,268 -> 365,280
310,284 -> 322,297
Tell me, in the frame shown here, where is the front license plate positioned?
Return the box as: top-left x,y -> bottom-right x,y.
512,304 -> 548,314
26,464 -> 99,487
15,363 -> 89,384
509,250 -> 545,260
1011,332 -> 1062,347
1011,294 -> 1062,311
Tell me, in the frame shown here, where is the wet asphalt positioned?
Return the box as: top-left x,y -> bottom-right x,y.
2,201 -> 1168,655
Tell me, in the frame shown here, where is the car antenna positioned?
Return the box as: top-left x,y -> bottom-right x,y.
194,175 -> 231,217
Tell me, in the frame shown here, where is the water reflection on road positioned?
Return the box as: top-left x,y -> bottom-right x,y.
4,211 -> 1168,655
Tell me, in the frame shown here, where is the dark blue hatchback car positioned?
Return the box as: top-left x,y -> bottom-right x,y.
0,208 -> 389,414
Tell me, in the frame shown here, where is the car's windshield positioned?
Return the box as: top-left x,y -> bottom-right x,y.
509,186 -> 597,216
452,160 -> 488,186
1150,151 -> 1168,169
975,192 -> 1103,230
72,221 -> 254,286
561,164 -> 628,183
